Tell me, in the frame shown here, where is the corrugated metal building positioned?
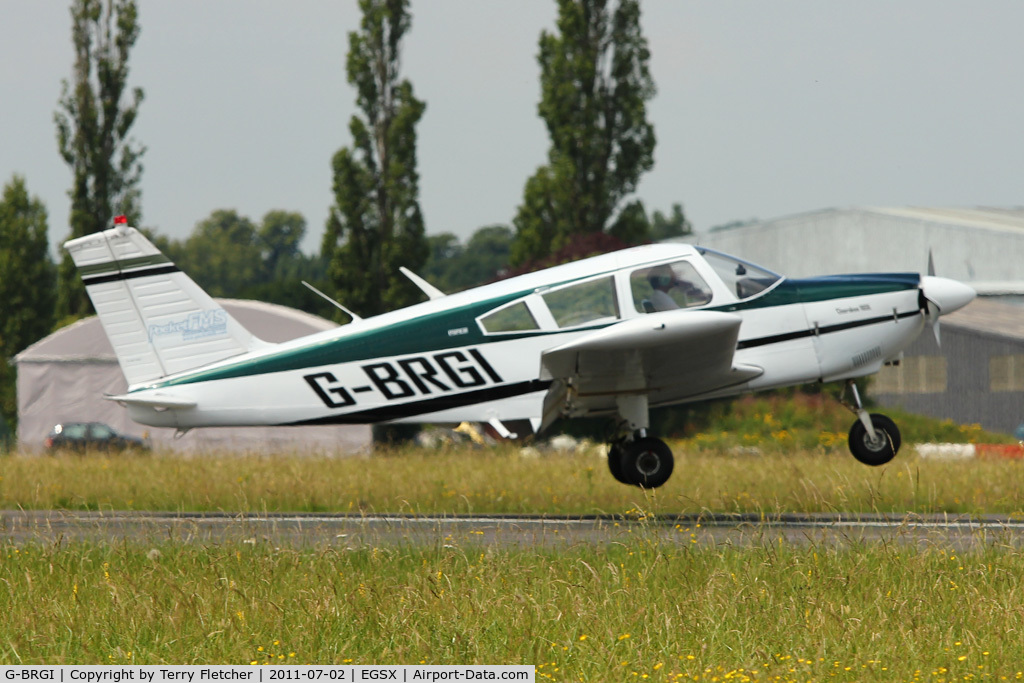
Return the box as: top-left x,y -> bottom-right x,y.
14,299 -> 372,453
678,207 -> 1024,434
681,207 -> 1024,295
869,298 -> 1024,435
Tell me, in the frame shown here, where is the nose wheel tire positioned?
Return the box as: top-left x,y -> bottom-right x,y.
848,413 -> 901,466
617,437 -> 674,488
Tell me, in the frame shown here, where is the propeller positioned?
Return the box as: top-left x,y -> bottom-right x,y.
918,249 -> 977,347
922,248 -> 942,346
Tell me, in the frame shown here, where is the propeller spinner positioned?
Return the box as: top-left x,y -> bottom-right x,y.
919,274 -> 976,345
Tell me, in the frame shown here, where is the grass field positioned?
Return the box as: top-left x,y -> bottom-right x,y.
4,533 -> 1024,679
4,399 -> 1024,678
6,391 -> 1016,515
3,443 -> 1024,515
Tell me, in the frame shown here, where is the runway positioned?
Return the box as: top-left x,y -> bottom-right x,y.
4,510 -> 1024,550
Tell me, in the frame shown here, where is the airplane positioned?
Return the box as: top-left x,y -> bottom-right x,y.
64,216 -> 975,488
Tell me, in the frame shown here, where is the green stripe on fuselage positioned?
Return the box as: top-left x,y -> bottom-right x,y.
708,273 -> 920,313
135,272 -> 920,392
138,289 -> 536,390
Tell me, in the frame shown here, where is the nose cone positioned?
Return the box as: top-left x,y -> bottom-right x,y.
922,276 -> 976,315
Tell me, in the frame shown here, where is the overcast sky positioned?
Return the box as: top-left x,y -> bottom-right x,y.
3,1 -> 1023,255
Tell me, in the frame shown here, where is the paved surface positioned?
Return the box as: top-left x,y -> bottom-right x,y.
4,511 -> 1024,550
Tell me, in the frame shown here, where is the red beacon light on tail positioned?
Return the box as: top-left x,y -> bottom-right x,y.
114,215 -> 128,225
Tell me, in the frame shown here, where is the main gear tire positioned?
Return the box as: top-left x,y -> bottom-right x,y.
606,443 -> 631,484
618,437 -> 674,488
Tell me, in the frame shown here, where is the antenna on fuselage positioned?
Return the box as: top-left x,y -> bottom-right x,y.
399,266 -> 446,300
301,281 -> 363,322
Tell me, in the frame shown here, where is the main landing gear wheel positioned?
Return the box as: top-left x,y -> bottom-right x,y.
848,413 -> 901,466
606,442 -> 631,485
617,437 -> 675,488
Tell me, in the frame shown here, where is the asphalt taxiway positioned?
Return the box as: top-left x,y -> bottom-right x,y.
4,510 -> 1024,550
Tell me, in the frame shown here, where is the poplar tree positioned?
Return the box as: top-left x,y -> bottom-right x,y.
512,0 -> 656,266
0,176 -> 55,431
54,0 -> 145,320
322,0 -> 428,319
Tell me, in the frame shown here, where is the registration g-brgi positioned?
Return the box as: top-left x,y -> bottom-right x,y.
5,672 -> 55,681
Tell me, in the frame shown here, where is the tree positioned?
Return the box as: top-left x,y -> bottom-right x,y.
505,232 -> 628,279
422,232 -> 463,292
170,210 -> 263,298
249,210 -> 332,315
650,203 -> 693,241
165,209 -> 331,315
322,0 -> 428,320
511,0 -> 656,266
259,210 -> 306,278
423,225 -> 514,293
54,0 -> 145,320
0,176 -> 56,433
462,225 -> 514,285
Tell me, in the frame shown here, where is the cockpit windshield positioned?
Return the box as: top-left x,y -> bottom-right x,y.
697,248 -> 782,300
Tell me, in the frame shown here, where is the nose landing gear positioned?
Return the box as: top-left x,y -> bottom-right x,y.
842,380 -> 901,466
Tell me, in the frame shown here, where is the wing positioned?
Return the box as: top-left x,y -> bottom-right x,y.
539,310 -> 763,430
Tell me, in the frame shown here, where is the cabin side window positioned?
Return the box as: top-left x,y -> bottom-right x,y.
479,301 -> 539,334
541,276 -> 619,328
630,261 -> 713,313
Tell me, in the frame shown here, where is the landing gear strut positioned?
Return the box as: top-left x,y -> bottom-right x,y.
841,380 -> 901,466
606,394 -> 675,488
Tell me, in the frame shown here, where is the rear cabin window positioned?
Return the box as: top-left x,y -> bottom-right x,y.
630,261 -> 713,313
541,276 -> 619,328
479,301 -> 539,334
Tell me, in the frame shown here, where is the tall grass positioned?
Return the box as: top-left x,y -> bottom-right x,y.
5,428 -> 1024,678
3,444 -> 1024,515
676,392 -> 1010,451
3,535 -> 1024,679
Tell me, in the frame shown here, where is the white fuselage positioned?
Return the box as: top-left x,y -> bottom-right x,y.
122,270 -> 926,430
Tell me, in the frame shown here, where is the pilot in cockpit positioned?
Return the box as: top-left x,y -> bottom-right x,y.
647,266 -> 682,311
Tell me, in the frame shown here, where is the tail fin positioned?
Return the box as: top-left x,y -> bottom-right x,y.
64,220 -> 268,388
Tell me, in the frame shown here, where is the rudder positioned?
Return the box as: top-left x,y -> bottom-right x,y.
64,219 -> 267,388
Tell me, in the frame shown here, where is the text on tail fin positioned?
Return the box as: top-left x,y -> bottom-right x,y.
64,224 -> 265,387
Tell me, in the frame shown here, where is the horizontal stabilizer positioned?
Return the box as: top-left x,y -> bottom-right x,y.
106,393 -> 197,410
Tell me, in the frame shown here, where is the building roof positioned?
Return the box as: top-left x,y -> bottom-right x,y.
682,205 -> 1024,295
943,297 -> 1024,343
866,207 -> 1024,235
707,206 -> 1024,236
15,299 -> 337,363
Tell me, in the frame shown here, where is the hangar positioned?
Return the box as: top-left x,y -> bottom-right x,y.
681,207 -> 1024,296
870,298 -> 1024,436
680,206 -> 1024,434
14,299 -> 372,453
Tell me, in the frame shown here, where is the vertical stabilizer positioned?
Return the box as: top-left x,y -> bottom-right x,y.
64,220 -> 266,387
